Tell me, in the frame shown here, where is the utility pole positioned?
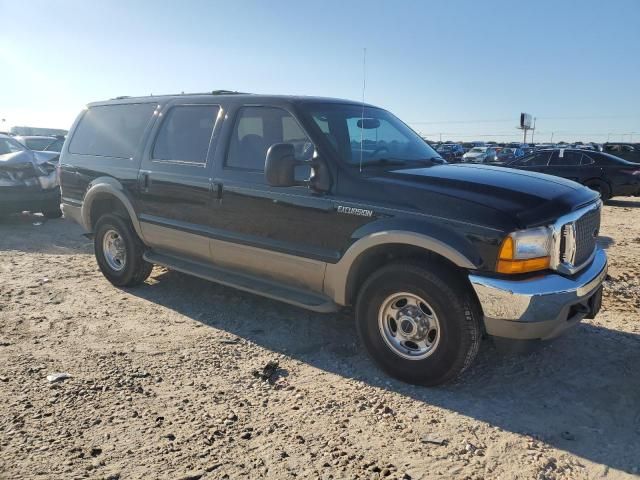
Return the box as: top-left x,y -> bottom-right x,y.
530,117 -> 536,144
550,131 -> 554,143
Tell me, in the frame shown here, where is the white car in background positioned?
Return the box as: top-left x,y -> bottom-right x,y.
462,147 -> 497,163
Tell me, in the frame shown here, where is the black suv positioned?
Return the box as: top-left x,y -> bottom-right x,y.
507,148 -> 640,200
59,93 -> 607,386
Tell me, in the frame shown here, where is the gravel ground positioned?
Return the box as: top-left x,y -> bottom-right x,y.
1,199 -> 639,480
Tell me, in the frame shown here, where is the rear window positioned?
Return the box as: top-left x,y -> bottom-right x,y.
69,103 -> 156,158
25,138 -> 55,151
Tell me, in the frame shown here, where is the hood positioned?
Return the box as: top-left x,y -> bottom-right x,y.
0,149 -> 58,166
464,152 -> 485,157
388,163 -> 598,227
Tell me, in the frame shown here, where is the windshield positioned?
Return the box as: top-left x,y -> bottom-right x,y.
0,137 -> 27,155
500,148 -> 514,154
303,103 -> 440,166
470,147 -> 485,153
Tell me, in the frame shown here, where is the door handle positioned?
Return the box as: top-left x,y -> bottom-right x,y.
138,171 -> 151,192
210,181 -> 223,203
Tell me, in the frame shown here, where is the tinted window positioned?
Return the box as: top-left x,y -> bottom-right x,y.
581,154 -> 595,165
549,150 -> 582,166
152,105 -> 219,164
226,107 -> 313,171
25,138 -> 54,151
69,103 -> 155,158
514,151 -> 551,166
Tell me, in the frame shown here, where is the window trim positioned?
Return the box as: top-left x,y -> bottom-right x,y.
150,103 -> 221,167
223,104 -> 315,173
68,102 -> 157,159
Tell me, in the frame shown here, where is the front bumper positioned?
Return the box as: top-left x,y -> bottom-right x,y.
0,186 -> 61,214
469,248 -> 607,340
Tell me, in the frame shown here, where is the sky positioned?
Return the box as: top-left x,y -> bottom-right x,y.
1,0 -> 639,142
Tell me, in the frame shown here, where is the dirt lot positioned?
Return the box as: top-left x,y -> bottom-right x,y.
1,199 -> 639,480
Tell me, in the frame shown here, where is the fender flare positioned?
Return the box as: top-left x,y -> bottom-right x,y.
81,180 -> 144,239
324,230 -> 477,306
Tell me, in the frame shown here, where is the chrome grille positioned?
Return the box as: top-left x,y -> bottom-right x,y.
560,206 -> 600,268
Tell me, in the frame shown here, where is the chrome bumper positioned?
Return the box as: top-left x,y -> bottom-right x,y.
469,248 -> 607,340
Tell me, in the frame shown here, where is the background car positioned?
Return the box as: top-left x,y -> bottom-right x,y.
13,135 -> 65,153
0,133 -> 62,218
435,143 -> 465,162
506,148 -> 640,200
496,147 -> 524,163
462,146 -> 497,163
603,143 -> 640,163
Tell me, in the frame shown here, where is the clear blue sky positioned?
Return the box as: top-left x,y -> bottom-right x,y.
1,0 -> 639,142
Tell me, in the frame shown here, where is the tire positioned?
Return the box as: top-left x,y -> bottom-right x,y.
585,180 -> 611,201
43,207 -> 63,219
355,262 -> 482,386
94,214 -> 153,287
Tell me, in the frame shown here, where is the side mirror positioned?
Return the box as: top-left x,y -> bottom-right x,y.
265,143 -> 331,192
265,143 -> 301,187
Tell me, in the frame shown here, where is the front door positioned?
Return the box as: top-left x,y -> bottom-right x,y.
136,102 -> 222,261
207,105 -> 356,292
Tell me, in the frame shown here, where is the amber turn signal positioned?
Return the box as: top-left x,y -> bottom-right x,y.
496,236 -> 550,274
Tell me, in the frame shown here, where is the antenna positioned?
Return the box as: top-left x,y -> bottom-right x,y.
359,47 -> 367,172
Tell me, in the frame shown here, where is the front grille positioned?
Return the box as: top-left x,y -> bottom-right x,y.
574,207 -> 600,264
560,206 -> 600,268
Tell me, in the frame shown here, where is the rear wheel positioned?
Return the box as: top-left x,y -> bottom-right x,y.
585,180 -> 611,201
355,262 -> 482,386
94,214 -> 152,286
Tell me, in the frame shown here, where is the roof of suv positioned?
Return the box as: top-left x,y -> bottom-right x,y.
89,92 -> 376,108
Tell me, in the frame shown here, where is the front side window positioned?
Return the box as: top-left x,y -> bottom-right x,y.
152,105 -> 219,164
226,106 -> 313,171
304,103 -> 439,166
515,151 -> 551,166
69,103 -> 156,158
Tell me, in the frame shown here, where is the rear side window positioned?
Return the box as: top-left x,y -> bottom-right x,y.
69,103 -> 155,158
226,106 -> 313,171
152,105 -> 219,164
549,150 -> 582,166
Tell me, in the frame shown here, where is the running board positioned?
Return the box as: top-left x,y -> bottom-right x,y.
143,251 -> 338,313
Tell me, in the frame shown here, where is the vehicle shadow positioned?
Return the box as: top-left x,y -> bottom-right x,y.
0,214 -> 91,255
128,268 -> 640,474
606,198 -> 640,208
597,235 -> 615,250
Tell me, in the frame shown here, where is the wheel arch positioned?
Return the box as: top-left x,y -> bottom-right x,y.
81,179 -> 144,238
325,230 -> 478,306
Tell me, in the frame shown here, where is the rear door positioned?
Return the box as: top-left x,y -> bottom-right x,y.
136,101 -> 222,261
544,150 -> 592,183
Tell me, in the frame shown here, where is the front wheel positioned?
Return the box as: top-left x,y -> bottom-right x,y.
355,262 -> 482,386
585,180 -> 611,201
94,214 -> 153,287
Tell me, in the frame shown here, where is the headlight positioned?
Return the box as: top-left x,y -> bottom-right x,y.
496,226 -> 552,274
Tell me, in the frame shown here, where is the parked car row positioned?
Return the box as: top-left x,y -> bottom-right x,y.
505,148 -> 640,200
